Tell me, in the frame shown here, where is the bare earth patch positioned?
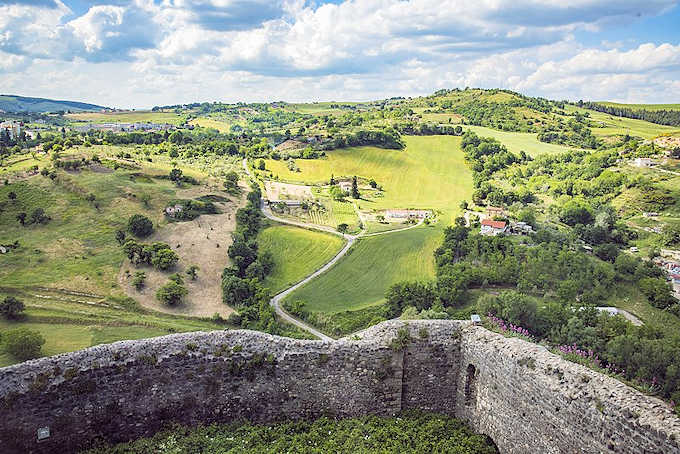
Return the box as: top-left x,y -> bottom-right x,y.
118,186 -> 247,318
265,181 -> 313,201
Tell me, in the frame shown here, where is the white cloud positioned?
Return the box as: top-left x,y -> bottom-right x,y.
0,0 -> 678,106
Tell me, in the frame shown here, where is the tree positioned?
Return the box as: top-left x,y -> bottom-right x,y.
151,248 -> 179,270
115,229 -> 127,245
132,271 -> 146,290
4,328 -> 45,360
663,223 -> 680,247
459,200 -> 468,210
169,168 -> 183,184
330,174 -> 336,186
7,191 -> 16,202
329,185 -> 344,201
29,208 -> 50,224
258,159 -> 266,170
224,171 -> 240,195
0,296 -> 25,320
337,223 -> 349,233
369,179 -> 377,188
186,265 -> 199,280
16,212 -> 26,226
351,175 -> 360,199
127,214 -> 154,237
156,280 -> 187,306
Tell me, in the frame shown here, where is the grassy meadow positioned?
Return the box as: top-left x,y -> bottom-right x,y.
286,224 -> 440,312
0,145 -> 244,366
567,105 -> 680,138
265,135 -> 473,222
257,223 -> 344,294
266,135 -> 472,315
463,125 -> 582,156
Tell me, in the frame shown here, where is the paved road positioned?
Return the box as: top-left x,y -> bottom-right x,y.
242,158 -> 425,340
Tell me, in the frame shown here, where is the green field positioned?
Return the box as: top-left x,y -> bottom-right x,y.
596,102 -> 680,111
567,105 -> 680,138
268,135 -> 471,315
463,125 -> 581,156
265,135 -> 473,222
286,224 -> 440,312
190,117 -> 232,132
257,224 -> 344,294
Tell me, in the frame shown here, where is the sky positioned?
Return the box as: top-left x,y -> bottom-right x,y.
0,0 -> 679,109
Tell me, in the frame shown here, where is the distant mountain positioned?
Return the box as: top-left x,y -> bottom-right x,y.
0,95 -> 106,113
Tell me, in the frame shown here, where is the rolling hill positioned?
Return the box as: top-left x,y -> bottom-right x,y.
0,94 -> 106,113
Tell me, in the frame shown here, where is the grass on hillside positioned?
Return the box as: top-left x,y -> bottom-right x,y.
265,135 -> 473,223
566,105 -> 680,139
463,125 -> 582,156
286,225 -> 440,313
190,117 -> 232,133
596,102 -> 680,112
257,223 -> 344,294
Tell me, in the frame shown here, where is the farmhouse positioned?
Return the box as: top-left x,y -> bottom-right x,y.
508,221 -> 534,235
0,120 -> 22,139
633,157 -> 655,167
385,209 -> 430,220
480,219 -> 507,236
338,181 -> 353,193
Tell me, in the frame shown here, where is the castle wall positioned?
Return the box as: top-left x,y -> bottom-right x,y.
1,320 -> 678,454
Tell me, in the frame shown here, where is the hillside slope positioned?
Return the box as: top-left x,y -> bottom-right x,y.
0,94 -> 105,113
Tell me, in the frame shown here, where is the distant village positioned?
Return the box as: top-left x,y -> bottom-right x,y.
73,122 -> 173,133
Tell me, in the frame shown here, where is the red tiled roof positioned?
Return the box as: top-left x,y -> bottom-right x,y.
481,219 -> 507,229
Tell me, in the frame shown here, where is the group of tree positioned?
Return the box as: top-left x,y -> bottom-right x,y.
16,208 -> 50,226
122,240 -> 179,271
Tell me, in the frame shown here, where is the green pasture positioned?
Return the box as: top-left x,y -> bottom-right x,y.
596,102 -> 680,112
567,105 -> 680,139
265,135 -> 473,223
285,224 -> 440,313
257,224 -> 344,294
463,125 -> 581,156
190,117 -> 232,133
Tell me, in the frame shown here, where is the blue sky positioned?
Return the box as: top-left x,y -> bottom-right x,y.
0,0 -> 678,108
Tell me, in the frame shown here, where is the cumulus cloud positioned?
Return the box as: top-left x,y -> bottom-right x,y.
0,0 -> 678,106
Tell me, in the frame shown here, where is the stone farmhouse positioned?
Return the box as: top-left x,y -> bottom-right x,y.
480,219 -> 507,236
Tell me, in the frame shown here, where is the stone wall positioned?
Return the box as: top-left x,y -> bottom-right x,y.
1,320 -> 679,454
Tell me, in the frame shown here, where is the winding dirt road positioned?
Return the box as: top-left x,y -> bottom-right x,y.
242,159 -> 424,340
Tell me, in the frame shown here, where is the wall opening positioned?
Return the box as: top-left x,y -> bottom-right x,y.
464,364 -> 477,405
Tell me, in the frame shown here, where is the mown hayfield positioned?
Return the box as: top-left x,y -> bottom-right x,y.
65,110 -> 186,125
566,105 -> 680,138
463,125 -> 581,156
258,224 -> 344,294
285,224 -> 440,313
265,135 -> 473,222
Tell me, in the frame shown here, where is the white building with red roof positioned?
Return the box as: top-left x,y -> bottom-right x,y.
480,219 -> 507,236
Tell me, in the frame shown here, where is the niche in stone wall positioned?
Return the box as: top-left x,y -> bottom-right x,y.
464,364 -> 477,405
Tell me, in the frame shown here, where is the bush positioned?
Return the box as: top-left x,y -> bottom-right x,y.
4,328 -> 45,360
156,281 -> 188,306
0,296 -> 25,320
127,214 -> 154,238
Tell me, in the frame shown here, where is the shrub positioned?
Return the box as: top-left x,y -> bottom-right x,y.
156,280 -> 188,306
152,248 -> 179,270
4,328 -> 45,360
132,271 -> 146,290
127,214 -> 154,238
0,296 -> 25,320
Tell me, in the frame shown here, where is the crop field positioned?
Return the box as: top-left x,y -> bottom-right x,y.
566,105 -> 680,138
265,135 -> 473,223
257,224 -> 344,294
463,125 -> 581,156
285,224 -> 440,312
65,110 -> 186,125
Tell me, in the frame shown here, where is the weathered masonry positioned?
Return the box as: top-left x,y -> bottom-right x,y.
1,320 -> 679,454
